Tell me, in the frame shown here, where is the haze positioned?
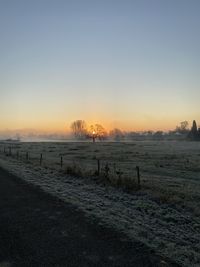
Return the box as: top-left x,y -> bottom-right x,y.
0,0 -> 200,133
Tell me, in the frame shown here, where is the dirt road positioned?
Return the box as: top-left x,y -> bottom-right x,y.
0,167 -> 176,267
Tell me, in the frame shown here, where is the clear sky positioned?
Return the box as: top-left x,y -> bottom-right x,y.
0,0 -> 200,132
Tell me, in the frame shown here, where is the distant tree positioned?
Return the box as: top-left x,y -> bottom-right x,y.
192,120 -> 198,132
180,121 -> 189,131
71,120 -> 88,139
143,130 -> 154,138
188,120 -> 200,140
90,124 -> 107,141
146,130 -> 153,136
109,128 -> 124,141
176,121 -> 189,134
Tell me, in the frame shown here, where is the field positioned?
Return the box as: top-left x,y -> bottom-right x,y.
0,140 -> 200,266
1,140 -> 200,213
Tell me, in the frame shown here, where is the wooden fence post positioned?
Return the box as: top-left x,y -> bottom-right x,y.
136,166 -> 141,188
40,153 -> 43,165
97,159 -> 100,175
60,156 -> 63,168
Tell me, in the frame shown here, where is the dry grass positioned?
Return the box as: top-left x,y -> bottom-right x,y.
0,140 -> 200,214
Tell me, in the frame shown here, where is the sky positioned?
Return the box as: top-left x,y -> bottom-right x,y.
0,0 -> 200,133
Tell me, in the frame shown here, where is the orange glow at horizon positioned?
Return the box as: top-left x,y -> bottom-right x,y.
1,115 -> 199,134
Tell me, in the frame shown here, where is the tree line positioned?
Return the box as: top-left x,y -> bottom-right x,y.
71,119 -> 200,142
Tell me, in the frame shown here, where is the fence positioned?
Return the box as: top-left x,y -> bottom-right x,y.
0,143 -> 142,189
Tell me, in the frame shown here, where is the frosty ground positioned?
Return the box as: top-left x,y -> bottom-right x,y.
0,141 -> 199,266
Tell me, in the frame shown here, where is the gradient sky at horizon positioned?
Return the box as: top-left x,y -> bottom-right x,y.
0,0 -> 200,132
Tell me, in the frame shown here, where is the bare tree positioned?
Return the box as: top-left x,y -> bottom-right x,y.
90,124 -> 107,142
181,121 -> 189,130
71,120 -> 88,139
176,121 -> 189,134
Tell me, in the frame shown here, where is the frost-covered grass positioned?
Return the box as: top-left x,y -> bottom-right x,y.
0,141 -> 200,266
1,141 -> 200,214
